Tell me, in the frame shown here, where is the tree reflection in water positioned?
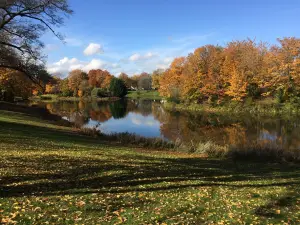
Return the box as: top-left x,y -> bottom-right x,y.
38,99 -> 300,151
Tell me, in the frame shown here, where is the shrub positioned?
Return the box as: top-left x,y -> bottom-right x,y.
91,88 -> 108,98
191,141 -> 229,157
207,95 -> 218,106
77,126 -> 100,138
60,90 -> 73,97
101,132 -> 175,149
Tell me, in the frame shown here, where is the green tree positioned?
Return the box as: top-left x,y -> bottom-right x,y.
109,78 -> 127,97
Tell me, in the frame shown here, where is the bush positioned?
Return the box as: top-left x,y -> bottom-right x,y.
101,132 -> 175,149
59,90 -> 73,97
109,78 -> 127,97
40,94 -> 57,100
91,88 -> 108,98
207,95 -> 218,106
190,141 -> 229,157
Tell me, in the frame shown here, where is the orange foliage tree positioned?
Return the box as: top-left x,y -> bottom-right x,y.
159,57 -> 185,99
0,68 -> 35,99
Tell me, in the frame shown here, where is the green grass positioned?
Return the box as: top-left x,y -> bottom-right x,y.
164,98 -> 300,115
126,90 -> 162,100
30,95 -> 120,102
0,110 -> 300,224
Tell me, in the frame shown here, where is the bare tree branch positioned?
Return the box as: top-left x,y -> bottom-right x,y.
0,0 -> 73,85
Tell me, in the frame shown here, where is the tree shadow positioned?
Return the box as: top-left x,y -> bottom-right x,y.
1,114 -> 300,223
1,152 -> 300,198
254,186 -> 300,219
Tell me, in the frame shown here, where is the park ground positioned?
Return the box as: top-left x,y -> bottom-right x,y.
0,108 -> 300,224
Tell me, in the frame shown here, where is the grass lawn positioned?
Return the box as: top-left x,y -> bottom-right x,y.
126,90 -> 162,100
0,110 -> 300,224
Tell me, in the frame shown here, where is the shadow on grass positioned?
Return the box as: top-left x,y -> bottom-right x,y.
1,113 -> 300,222
254,186 -> 300,219
1,150 -> 300,196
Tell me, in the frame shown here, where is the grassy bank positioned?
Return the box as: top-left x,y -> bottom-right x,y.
30,94 -> 120,102
0,109 -> 300,224
126,90 -> 162,100
163,98 -> 300,115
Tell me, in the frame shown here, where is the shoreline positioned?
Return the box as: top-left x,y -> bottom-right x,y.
30,95 -> 121,102
162,101 -> 300,115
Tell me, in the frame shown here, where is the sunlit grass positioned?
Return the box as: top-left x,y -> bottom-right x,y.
0,110 -> 299,224
126,90 -> 162,100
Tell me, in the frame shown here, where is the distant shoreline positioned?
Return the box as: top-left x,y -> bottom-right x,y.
30,95 -> 121,102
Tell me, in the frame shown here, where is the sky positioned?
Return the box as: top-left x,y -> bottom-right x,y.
44,0 -> 300,77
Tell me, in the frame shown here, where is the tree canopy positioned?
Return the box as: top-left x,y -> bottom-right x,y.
0,0 -> 72,84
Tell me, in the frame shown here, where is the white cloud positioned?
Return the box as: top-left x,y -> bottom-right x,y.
132,118 -> 142,125
47,57 -> 107,77
84,43 -> 103,56
83,59 -> 106,71
47,33 -> 214,77
129,52 -> 156,62
129,53 -> 141,61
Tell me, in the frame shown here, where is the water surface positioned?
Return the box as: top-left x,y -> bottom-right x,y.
36,99 -> 300,150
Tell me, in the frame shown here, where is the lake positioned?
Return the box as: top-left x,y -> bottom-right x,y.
34,99 -> 300,150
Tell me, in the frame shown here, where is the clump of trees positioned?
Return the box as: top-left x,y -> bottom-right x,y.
118,72 -> 153,90
43,68 -> 128,98
158,37 -> 300,104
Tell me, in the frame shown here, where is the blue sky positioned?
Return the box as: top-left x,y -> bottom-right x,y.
44,0 -> 300,77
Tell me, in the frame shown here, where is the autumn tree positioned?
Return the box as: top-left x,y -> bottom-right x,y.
58,78 -> 72,97
88,69 -> 105,87
68,69 -> 88,97
101,74 -> 113,90
222,40 -> 266,100
0,68 -> 34,100
159,57 -> 185,99
45,76 -> 61,94
151,69 -> 164,90
266,37 -> 300,98
156,37 -> 300,102
119,72 -> 133,89
181,45 -> 224,102
88,69 -> 113,90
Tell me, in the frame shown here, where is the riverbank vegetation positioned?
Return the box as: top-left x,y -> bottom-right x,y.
1,108 -> 300,224
126,90 -> 162,100
163,97 -> 300,115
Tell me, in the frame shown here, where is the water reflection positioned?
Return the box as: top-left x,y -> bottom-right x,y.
39,99 -> 300,150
